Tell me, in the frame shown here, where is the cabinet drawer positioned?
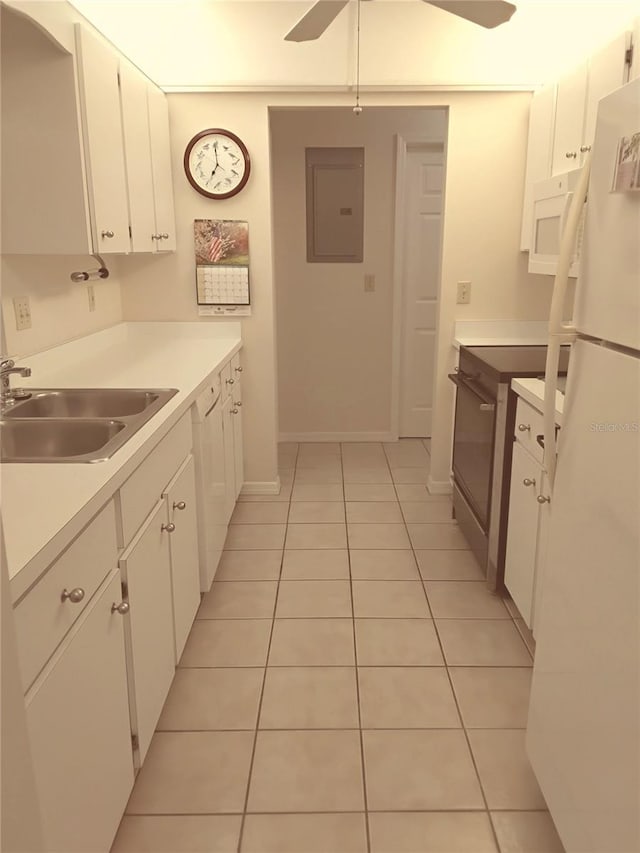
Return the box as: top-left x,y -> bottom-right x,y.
514,397 -> 545,464
15,500 -> 118,692
119,412 -> 192,545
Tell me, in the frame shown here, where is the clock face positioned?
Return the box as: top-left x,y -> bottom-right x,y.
184,129 -> 251,199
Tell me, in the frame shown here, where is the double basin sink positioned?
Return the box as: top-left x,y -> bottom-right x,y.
1,388 -> 178,463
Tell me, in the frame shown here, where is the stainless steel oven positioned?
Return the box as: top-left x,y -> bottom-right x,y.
450,345 -> 570,591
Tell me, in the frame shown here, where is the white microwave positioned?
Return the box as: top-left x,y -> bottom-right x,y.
529,169 -> 585,277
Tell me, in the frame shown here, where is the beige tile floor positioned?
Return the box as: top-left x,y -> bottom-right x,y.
112,440 -> 564,853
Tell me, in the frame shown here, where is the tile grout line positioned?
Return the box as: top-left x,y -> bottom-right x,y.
235,462 -> 294,853
342,442 -> 373,853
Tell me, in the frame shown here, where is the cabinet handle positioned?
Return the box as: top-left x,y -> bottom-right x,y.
151,233 -> 162,240
173,500 -> 187,511
226,378 -> 235,385
523,478 -> 536,488
160,233 -> 169,239
111,601 -> 130,615
233,400 -> 242,407
479,403 -> 495,413
161,522 -> 176,533
518,423 -> 531,432
61,587 -> 85,604
235,366 -> 243,373
580,145 -> 591,153
101,229 -> 115,238
231,408 -> 239,414
565,151 -> 577,159
537,494 -> 551,504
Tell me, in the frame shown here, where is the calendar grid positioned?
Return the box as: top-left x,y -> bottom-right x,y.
196,264 -> 251,306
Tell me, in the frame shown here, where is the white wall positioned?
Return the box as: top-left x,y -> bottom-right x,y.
70,0 -> 640,89
272,106 -> 447,440
1,256 -> 123,358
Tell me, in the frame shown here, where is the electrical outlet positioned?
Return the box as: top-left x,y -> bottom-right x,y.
87,285 -> 96,313
13,296 -> 32,331
364,274 -> 375,293
456,281 -> 471,305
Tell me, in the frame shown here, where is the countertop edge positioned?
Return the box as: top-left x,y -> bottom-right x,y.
511,377 -> 564,425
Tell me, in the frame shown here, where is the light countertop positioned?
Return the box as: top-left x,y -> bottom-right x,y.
511,377 -> 564,424
453,320 -> 550,349
2,322 -> 241,601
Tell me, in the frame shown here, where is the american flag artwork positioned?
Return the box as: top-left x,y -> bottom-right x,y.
208,235 -> 224,262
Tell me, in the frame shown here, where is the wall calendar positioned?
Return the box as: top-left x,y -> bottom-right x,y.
194,219 -> 251,315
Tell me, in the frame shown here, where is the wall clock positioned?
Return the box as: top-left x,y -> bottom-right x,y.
184,129 -> 251,199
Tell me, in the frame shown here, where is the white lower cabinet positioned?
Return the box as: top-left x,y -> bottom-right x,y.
119,499 -> 177,765
222,392 -> 238,523
163,454 -> 201,661
25,570 -> 134,853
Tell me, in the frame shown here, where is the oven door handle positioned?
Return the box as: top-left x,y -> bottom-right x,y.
448,373 -> 496,412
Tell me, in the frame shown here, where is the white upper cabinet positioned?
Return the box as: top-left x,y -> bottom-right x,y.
520,85 -> 556,251
583,30 -> 632,148
75,24 -> 131,253
148,85 -> 177,252
551,61 -> 588,175
119,59 -> 157,253
0,6 -> 176,256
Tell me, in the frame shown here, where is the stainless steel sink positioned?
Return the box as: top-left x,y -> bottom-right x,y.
0,388 -> 179,463
2,388 -> 174,419
1,418 -> 127,462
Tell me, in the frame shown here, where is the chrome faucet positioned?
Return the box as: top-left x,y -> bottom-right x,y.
0,358 -> 32,409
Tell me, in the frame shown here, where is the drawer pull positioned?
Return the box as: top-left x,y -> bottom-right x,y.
226,378 -> 235,385
235,366 -> 243,373
580,145 -> 591,153
101,229 -> 115,238
161,522 -> 176,533
518,423 -> 531,432
173,500 -> 187,511
111,601 -> 130,615
233,400 -> 242,407
537,494 -> 551,504
160,233 -> 169,239
523,478 -> 536,488
565,151 -> 577,159
231,408 -> 239,414
61,587 -> 85,604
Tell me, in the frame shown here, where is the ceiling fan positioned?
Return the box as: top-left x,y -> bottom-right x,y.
285,0 -> 517,41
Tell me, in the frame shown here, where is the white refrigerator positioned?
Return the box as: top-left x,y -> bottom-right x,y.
527,78 -> 640,853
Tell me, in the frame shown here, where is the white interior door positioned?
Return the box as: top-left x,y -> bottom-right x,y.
399,144 -> 444,437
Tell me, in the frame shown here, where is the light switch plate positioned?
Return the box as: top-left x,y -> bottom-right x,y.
13,296 -> 32,331
457,281 -> 471,304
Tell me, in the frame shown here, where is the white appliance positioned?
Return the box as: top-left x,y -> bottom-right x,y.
192,378 -> 227,591
527,78 -> 640,853
528,168 -> 584,276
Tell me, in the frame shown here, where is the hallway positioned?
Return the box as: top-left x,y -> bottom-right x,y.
112,440 -> 563,853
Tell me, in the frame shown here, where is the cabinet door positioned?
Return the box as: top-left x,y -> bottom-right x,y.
120,59 -> 156,253
163,455 -> 201,661
520,85 -> 556,251
532,471 -> 552,637
26,570 -> 134,853
222,394 -> 237,524
75,25 -> 130,253
504,441 -> 541,626
551,62 -> 588,176
148,84 -> 176,252
231,375 -> 244,500
119,500 -> 175,763
583,31 -> 631,151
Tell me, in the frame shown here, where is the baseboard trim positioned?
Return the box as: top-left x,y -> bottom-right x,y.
427,474 -> 453,496
279,431 -> 396,443
241,478 -> 281,495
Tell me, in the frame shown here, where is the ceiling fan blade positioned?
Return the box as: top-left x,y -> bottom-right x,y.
425,1 -> 516,29
285,0 -> 350,42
